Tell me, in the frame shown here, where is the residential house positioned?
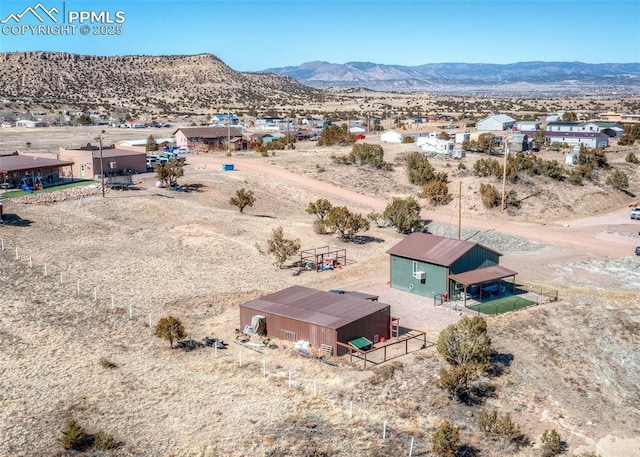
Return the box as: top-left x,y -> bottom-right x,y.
210,113 -> 239,125
417,137 -> 456,155
544,131 -> 609,150
380,129 -> 430,144
476,114 -> 516,131
598,112 -> 640,124
173,126 -> 245,152
59,144 -> 146,178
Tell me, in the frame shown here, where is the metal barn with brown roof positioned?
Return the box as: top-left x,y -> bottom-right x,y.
239,286 -> 391,356
387,233 -> 517,301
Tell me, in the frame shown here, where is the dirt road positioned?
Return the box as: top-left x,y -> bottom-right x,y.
195,154 -> 639,259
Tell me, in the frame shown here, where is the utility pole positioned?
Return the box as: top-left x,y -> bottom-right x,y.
501,139 -> 508,212
458,181 -> 462,240
227,111 -> 231,155
95,131 -> 105,198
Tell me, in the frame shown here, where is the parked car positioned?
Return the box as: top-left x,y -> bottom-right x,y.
354,134 -> 366,140
146,156 -> 159,170
631,207 -> 640,220
636,246 -> 640,256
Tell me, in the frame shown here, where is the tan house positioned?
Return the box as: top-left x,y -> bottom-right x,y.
59,144 -> 146,178
173,127 -> 244,152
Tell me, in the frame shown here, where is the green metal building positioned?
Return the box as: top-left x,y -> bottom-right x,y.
386,233 -> 517,301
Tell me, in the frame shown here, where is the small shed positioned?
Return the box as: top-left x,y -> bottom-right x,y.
239,286 -> 391,356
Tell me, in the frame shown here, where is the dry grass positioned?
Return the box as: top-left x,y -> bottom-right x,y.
1,126 -> 640,456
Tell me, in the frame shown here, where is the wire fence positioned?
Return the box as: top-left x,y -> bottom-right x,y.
520,282 -> 559,302
0,235 -> 434,456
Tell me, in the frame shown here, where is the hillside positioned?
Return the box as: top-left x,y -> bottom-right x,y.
0,52 -> 326,113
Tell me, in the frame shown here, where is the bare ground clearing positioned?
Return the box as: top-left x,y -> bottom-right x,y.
1,127 -> 639,456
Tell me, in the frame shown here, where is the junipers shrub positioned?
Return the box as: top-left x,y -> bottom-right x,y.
625,152 -> 639,163
473,158 -> 502,178
438,362 -> 480,401
229,187 -> 256,213
94,430 -> 117,451
406,151 -> 436,185
348,143 -> 391,169
480,183 -> 501,208
382,196 -> 423,233
317,124 -> 355,146
422,179 -> 452,205
154,316 -> 187,348
260,226 -> 301,269
540,429 -> 565,457
59,418 -> 90,451
99,357 -> 117,369
432,420 -> 460,457
606,169 -> 629,190
478,409 -> 526,450
437,316 -> 492,366
618,134 -> 636,146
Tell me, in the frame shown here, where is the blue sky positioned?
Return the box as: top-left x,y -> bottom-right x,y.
1,0 -> 639,71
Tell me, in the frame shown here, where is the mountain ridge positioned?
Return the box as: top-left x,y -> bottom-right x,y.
261,60 -> 640,94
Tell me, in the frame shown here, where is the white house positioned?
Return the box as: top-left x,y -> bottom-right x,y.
516,121 -> 540,133
477,114 -> 516,131
380,130 -> 403,143
544,131 -> 609,149
417,137 -> 455,155
454,132 -> 470,144
381,129 -> 430,143
349,126 -> 366,134
15,120 -> 45,128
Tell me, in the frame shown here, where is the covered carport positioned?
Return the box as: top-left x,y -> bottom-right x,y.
449,265 -> 518,306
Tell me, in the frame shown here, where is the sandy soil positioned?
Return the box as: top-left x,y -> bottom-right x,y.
1,127 -> 639,456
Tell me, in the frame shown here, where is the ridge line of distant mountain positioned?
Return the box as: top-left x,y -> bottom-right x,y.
261,60 -> 640,93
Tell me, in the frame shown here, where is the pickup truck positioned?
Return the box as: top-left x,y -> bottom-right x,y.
161,151 -> 186,163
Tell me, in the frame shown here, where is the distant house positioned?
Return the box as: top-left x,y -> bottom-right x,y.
417,137 -> 455,155
380,129 -> 429,143
210,113 -> 239,125
349,126 -> 366,134
386,233 -> 517,301
516,121 -> 540,134
256,116 -> 293,131
454,132 -> 470,144
15,120 -> 46,128
380,130 -> 403,143
544,131 -> 608,149
301,117 -> 329,128
505,134 -> 529,153
118,138 -> 175,148
477,114 -> 516,131
173,126 -> 245,152
59,144 -> 146,178
598,112 -> 640,124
